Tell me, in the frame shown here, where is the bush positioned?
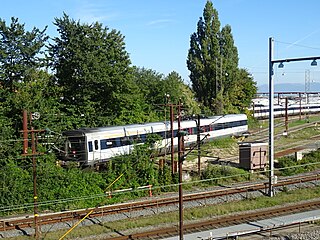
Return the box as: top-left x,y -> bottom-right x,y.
201,164 -> 249,185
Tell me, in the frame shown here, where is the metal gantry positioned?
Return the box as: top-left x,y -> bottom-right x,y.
268,37 -> 320,197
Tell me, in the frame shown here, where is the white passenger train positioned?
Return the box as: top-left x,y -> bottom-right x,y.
251,98 -> 320,119
61,114 -> 248,166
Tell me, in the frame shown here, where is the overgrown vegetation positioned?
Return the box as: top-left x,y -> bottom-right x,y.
201,165 -> 251,185
277,150 -> 320,176
0,1 -> 258,217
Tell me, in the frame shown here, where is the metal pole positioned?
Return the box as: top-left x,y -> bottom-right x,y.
285,97 -> 288,134
252,101 -> 255,118
299,93 -> 302,120
177,101 -> 184,240
23,110 -> 28,154
197,115 -> 201,176
31,127 -> 39,239
268,37 -> 275,197
170,105 -> 175,174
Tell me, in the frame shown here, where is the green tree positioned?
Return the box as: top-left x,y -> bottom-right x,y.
0,17 -> 50,162
228,69 -> 257,111
50,14 -> 147,127
132,66 -> 164,121
219,24 -> 239,112
187,1 -> 257,114
0,17 -> 48,92
187,1 -> 221,112
163,71 -> 200,116
133,68 -> 200,119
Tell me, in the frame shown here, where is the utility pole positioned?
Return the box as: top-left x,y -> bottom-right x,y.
285,97 -> 288,135
22,110 -> 44,240
23,110 -> 28,154
177,101 -> 185,240
305,70 -> 310,121
299,93 -> 302,120
170,104 -> 175,174
31,126 -> 39,240
197,115 -> 201,176
268,36 -> 320,197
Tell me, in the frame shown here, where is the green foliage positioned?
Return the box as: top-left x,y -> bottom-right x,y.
0,17 -> 53,163
50,14 -> 149,127
187,1 -> 221,111
204,137 -> 237,149
0,17 -> 48,91
0,11 -> 257,217
132,67 -> 200,119
187,1 -> 257,114
201,164 -> 248,185
0,161 -> 32,214
277,150 -> 320,176
37,162 -> 106,210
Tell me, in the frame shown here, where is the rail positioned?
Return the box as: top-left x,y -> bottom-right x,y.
1,173 -> 319,233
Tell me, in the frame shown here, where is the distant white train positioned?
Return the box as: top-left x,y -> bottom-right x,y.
61,114 -> 248,166
251,101 -> 320,119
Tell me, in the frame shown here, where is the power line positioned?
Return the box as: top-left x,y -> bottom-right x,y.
275,40 -> 320,51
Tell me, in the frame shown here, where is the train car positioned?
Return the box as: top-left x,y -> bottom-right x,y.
250,100 -> 320,119
61,114 -> 248,166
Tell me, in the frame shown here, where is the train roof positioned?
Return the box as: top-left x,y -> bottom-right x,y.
206,114 -> 246,121
62,114 -> 247,136
63,125 -> 125,136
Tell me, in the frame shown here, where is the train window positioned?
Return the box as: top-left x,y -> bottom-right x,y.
193,127 -> 198,134
173,130 -> 178,137
67,137 -> 85,154
132,134 -> 142,143
201,125 -> 209,132
115,138 -> 121,147
88,141 -> 93,152
157,131 -> 165,139
94,140 -> 99,150
215,123 -> 224,130
241,120 -> 247,126
101,139 -> 117,149
166,131 -> 172,138
140,134 -> 147,142
120,136 -> 131,146
100,140 -> 106,150
100,139 -> 108,150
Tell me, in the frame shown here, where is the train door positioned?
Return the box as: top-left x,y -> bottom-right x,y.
87,139 -> 100,165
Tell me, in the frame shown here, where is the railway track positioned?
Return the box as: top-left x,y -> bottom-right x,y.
1,173 -> 320,234
107,198 -> 320,240
2,120 -> 320,237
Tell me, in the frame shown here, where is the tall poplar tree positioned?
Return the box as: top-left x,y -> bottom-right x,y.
187,1 -> 221,112
187,1 -> 257,114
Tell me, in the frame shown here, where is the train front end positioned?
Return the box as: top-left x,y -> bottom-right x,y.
61,130 -> 87,165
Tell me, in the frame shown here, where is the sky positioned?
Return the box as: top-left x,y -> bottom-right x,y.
2,0 -> 320,88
